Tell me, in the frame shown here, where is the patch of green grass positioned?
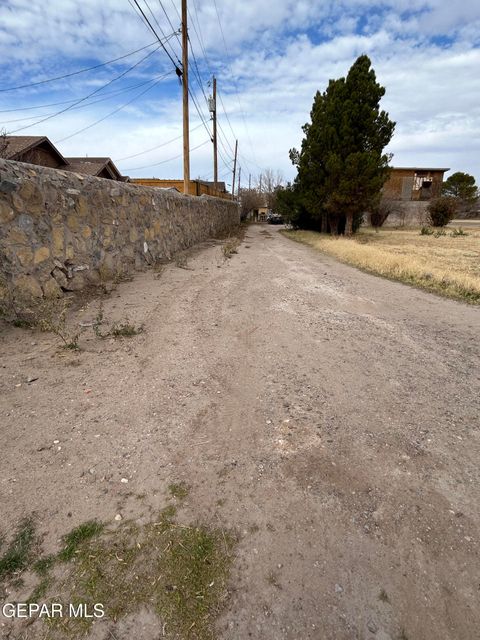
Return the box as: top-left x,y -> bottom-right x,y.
168,482 -> 190,500
41,512 -> 235,639
59,520 -> 104,562
33,554 -> 56,576
0,517 -> 36,582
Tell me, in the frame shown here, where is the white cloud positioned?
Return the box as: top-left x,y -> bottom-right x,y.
0,0 -> 479,184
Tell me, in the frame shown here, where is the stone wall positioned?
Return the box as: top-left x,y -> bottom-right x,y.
0,158 -> 240,302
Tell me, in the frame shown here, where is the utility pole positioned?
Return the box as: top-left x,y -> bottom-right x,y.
211,76 -> 218,190
181,0 -> 190,195
232,139 -> 238,200
238,166 -> 241,199
248,173 -> 251,190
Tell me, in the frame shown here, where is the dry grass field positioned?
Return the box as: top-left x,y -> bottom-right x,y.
282,226 -> 480,303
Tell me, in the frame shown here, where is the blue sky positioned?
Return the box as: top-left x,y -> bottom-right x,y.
0,0 -> 479,187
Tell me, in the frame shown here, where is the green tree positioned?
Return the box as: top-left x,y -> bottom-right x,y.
442,172 -> 478,204
275,183 -> 310,228
290,55 -> 395,234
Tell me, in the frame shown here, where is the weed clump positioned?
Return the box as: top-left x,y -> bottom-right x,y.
420,226 -> 434,235
222,238 -> 240,259
110,320 -> 143,338
450,227 -> 469,237
59,520 -> 104,562
0,517 -> 36,582
168,482 -> 190,500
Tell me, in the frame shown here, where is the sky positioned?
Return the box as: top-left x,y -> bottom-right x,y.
0,0 -> 479,189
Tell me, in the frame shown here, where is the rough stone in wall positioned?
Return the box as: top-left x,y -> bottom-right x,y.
0,158 -> 240,303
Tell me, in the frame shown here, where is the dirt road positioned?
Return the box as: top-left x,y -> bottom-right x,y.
1,224 -> 479,639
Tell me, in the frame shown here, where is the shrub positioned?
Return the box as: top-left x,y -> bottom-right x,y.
420,226 -> 434,235
370,200 -> 392,228
450,227 -> 469,237
427,196 -> 457,227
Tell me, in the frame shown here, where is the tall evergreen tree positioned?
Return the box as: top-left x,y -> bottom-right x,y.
442,172 -> 478,204
290,55 -> 395,234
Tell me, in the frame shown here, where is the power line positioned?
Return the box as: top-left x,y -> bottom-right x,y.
0,41 -> 158,93
211,0 -> 258,164
55,70 -> 174,143
131,0 -> 181,73
188,87 -> 212,141
217,122 -> 234,154
0,73 -> 176,124
123,137 -> 210,172
160,0 -> 182,40
182,0 -> 238,159
143,0 -> 182,65
169,0 -> 182,22
7,44 -> 164,134
170,0 -> 239,168
0,74 -> 171,114
188,35 -> 209,106
116,121 -> 204,161
190,0 -> 213,75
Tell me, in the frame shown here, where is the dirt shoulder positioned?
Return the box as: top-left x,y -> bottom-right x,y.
1,224 -> 479,639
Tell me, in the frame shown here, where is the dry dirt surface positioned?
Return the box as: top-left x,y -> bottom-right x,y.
1,223 -> 480,640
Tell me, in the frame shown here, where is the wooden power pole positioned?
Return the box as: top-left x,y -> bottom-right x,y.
238,166 -> 241,199
181,0 -> 190,195
212,76 -> 218,189
232,139 -> 238,200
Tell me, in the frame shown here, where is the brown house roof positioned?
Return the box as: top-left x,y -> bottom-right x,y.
1,135 -> 69,165
65,157 -> 123,180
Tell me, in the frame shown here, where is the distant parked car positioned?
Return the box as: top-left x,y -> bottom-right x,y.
267,213 -> 284,224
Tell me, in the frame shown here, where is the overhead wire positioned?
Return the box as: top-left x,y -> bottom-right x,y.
123,138 -> 210,172
142,0 -> 182,65
179,0 -> 238,164
211,0 -> 259,167
160,0 -> 182,40
131,0 -> 181,73
55,70 -> 174,143
116,121 -> 204,161
188,36 -> 209,106
0,41 -> 158,93
7,44 -> 165,134
188,87 -> 212,140
0,73 -> 176,124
